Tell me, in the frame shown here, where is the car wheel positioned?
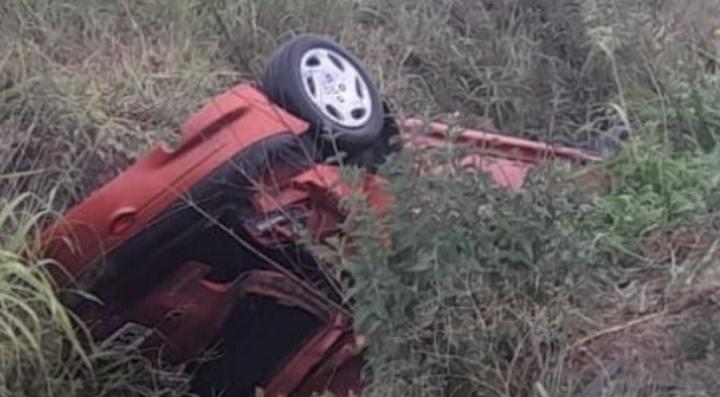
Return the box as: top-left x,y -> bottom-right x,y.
262,34 -> 385,153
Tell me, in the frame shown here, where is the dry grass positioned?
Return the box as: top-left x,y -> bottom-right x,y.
2,0 -> 720,396
2,0 -> 719,202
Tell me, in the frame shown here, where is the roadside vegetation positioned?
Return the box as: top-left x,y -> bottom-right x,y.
2,0 -> 720,396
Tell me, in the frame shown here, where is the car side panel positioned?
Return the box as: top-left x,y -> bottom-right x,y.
40,84 -> 309,286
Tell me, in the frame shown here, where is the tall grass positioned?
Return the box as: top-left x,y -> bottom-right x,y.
2,0 -> 720,396
0,192 -> 194,396
2,0 -> 718,204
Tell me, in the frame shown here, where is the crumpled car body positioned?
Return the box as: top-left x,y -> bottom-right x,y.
39,82 -> 600,397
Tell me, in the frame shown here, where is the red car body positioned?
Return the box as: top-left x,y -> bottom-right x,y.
39,82 -> 600,397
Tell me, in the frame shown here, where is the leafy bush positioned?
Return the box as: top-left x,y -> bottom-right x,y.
329,121 -> 720,396
328,148 -> 604,397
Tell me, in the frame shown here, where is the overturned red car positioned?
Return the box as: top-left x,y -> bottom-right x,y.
39,34 -> 602,397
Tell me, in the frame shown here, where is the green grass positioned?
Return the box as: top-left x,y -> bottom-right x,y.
0,193 -> 193,396
590,139 -> 718,252
2,0 -> 720,396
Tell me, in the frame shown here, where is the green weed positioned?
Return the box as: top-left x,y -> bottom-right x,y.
0,191 -> 194,397
591,140 -> 717,251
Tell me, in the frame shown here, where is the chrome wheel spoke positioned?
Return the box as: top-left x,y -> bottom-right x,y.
300,47 -> 373,128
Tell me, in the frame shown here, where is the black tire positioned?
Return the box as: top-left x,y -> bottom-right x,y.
343,102 -> 403,172
262,34 -> 385,153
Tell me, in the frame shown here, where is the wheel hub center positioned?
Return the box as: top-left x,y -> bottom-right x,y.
323,73 -> 345,97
